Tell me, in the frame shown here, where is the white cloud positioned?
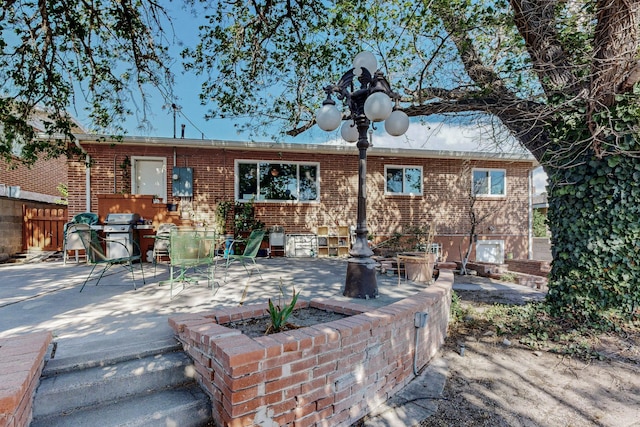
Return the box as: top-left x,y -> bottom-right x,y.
323,120 -> 523,153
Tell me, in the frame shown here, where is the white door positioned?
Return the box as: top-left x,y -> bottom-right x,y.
132,157 -> 166,201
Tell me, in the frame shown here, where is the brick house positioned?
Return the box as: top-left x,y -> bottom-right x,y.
67,135 -> 537,263
1,149 -> 68,259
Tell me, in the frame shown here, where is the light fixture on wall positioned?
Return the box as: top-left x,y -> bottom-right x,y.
315,51 -> 409,299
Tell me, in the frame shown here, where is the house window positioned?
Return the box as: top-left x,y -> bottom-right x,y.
131,156 -> 167,202
236,161 -> 319,202
385,166 -> 423,195
472,169 -> 506,196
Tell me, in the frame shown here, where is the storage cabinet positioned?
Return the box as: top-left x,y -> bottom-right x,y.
285,234 -> 318,258
317,226 -> 350,257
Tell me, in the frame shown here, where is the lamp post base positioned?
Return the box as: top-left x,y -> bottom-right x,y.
344,257 -> 378,299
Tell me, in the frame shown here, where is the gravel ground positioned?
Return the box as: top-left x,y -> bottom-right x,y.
422,275 -> 640,427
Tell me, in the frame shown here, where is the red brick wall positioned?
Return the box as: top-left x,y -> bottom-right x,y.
1,156 -> 67,196
505,259 -> 551,277
0,332 -> 52,427
169,270 -> 454,426
67,142 -> 533,260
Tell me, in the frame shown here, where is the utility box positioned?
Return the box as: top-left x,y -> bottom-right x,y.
172,167 -> 193,197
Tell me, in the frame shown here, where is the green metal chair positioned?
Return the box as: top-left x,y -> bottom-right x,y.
165,228 -> 219,298
74,225 -> 145,292
221,229 -> 266,282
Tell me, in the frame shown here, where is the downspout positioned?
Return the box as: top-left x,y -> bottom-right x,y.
528,168 -> 533,260
74,140 -> 91,212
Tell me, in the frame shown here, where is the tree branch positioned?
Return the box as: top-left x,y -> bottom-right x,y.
509,0 -> 583,97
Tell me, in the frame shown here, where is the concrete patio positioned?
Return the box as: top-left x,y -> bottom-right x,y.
1,255 -> 551,426
0,256 -> 427,369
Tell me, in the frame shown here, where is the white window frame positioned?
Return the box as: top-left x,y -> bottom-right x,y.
472,168 -> 506,197
235,160 -> 321,203
131,156 -> 167,202
384,165 -> 423,196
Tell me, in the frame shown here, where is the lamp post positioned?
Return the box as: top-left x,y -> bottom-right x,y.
316,52 -> 409,298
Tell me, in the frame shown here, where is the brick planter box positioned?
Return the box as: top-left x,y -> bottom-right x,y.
169,270 -> 454,427
0,331 -> 52,427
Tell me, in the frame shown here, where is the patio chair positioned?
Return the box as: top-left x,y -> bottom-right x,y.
152,223 -> 177,273
268,226 -> 285,257
74,225 -> 145,292
165,228 -> 219,298
221,229 -> 266,282
63,212 -> 99,264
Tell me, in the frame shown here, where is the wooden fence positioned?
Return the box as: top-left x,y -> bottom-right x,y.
22,206 -> 67,251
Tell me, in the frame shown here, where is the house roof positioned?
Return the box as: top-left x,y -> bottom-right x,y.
28,107 -> 87,133
74,134 -> 538,166
532,192 -> 548,208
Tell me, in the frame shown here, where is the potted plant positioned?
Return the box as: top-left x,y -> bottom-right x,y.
166,198 -> 179,212
233,198 -> 265,238
232,198 -> 266,255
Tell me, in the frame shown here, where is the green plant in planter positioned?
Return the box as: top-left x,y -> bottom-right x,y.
266,285 -> 298,334
233,197 -> 265,237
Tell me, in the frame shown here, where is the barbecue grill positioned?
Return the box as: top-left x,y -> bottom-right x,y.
103,213 -> 141,259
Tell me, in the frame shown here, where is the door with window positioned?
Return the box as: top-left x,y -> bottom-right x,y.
131,157 -> 167,202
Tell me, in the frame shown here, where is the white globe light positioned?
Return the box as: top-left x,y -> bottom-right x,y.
364,92 -> 392,122
385,110 -> 410,136
316,104 -> 342,131
341,120 -> 359,143
353,51 -> 377,75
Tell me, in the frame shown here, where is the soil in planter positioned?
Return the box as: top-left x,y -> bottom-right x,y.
225,307 -> 348,338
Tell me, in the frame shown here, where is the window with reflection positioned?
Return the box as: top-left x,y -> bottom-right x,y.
384,165 -> 423,195
472,169 -> 506,196
236,161 -> 319,202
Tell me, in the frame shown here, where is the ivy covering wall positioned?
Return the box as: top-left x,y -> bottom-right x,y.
546,96 -> 640,323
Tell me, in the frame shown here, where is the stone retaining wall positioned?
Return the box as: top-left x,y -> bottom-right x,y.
505,259 -> 551,277
169,270 -> 454,427
0,332 -> 52,427
464,260 -> 549,291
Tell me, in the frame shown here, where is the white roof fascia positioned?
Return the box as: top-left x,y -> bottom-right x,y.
72,134 -> 538,165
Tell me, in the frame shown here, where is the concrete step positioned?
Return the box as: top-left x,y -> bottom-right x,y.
31,339 -> 211,426
33,350 -> 197,418
42,336 -> 183,377
30,383 -> 211,427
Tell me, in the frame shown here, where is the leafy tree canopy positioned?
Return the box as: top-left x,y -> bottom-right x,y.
184,0 -> 640,164
1,0 -> 175,165
184,0 -> 640,323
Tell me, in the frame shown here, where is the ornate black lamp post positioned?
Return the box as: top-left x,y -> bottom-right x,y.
316,52 -> 409,298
